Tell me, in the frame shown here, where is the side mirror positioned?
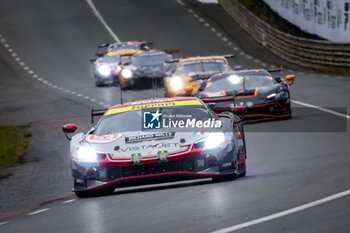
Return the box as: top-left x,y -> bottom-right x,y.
95,53 -> 105,57
285,74 -> 295,85
165,49 -> 180,54
234,65 -> 242,70
62,124 -> 77,141
90,58 -> 96,63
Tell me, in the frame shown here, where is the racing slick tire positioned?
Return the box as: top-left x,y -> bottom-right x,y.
238,171 -> 246,178
212,173 -> 237,183
95,81 -> 104,87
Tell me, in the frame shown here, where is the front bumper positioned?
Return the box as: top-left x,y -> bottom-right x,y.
95,74 -> 119,84
71,146 -> 236,191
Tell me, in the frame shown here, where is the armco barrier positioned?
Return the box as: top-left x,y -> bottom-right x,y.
219,0 -> 350,69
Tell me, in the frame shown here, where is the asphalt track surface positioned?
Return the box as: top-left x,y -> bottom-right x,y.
0,0 -> 349,232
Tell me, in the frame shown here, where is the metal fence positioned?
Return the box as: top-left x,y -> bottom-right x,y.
220,0 -> 350,69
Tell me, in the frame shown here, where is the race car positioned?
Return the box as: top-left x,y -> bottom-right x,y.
164,55 -> 235,97
119,50 -> 178,89
62,97 -> 247,197
196,68 -> 295,119
98,41 -> 152,55
91,52 -> 130,86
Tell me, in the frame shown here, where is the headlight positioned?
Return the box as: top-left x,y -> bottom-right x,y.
267,93 -> 276,100
195,132 -> 226,150
121,69 -> 133,79
97,65 -> 111,76
76,147 -> 97,163
170,76 -> 183,91
204,132 -> 225,149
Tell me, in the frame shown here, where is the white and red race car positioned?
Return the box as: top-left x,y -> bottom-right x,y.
62,97 -> 247,197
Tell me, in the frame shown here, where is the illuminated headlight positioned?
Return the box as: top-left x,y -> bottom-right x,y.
195,132 -> 226,150
170,76 -> 183,91
97,65 -> 111,76
121,69 -> 133,79
76,147 -> 97,163
267,93 -> 276,100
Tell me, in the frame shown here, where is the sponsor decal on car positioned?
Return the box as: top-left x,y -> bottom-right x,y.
105,100 -> 202,115
115,142 -> 180,153
85,134 -> 122,143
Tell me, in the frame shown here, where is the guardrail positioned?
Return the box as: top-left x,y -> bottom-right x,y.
219,0 -> 350,69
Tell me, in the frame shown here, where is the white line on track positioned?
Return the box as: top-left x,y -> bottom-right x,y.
86,0 -> 120,43
0,221 -> 9,226
176,0 -> 185,6
28,208 -> 50,216
292,100 -> 350,120
62,199 -> 76,204
211,189 -> 350,233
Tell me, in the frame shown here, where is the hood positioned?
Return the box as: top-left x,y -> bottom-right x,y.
84,131 -> 210,159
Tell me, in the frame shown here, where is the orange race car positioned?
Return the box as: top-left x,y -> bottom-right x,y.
164,55 -> 236,97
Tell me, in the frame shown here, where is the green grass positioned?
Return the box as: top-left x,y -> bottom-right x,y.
0,126 -> 30,179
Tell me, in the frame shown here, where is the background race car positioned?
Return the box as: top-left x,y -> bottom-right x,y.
196,68 -> 295,119
164,55 -> 236,97
119,50 -> 178,89
98,41 -> 152,55
91,52 -> 130,86
62,97 -> 247,197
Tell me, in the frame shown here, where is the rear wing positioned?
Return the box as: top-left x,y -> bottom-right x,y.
166,58 -> 180,63
97,41 -> 153,49
267,66 -> 283,73
222,54 -> 235,59
91,109 -> 107,124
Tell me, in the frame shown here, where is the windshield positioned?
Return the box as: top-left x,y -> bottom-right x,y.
94,106 -> 213,135
131,53 -> 171,66
102,54 -> 122,63
206,74 -> 275,92
177,59 -> 229,76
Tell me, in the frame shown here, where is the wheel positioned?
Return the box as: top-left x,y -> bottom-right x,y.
95,81 -> 103,87
212,173 -> 237,183
238,171 -> 246,178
